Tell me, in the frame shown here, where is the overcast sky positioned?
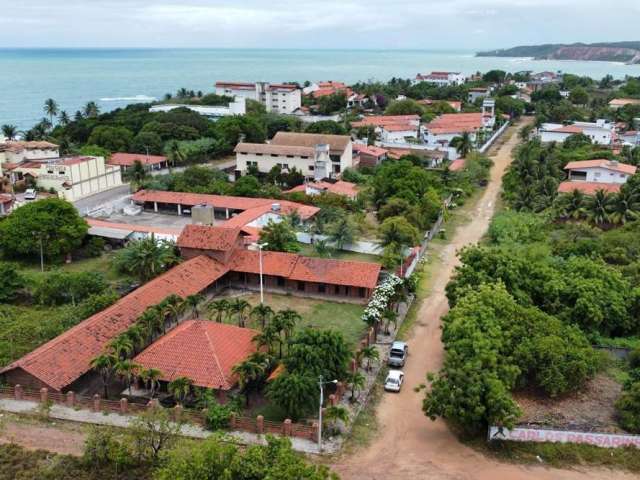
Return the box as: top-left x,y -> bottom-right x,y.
1,0 -> 639,50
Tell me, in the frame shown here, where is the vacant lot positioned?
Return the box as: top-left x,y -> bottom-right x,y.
296,244 -> 380,264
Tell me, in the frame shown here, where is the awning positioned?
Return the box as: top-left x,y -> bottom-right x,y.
88,226 -> 133,240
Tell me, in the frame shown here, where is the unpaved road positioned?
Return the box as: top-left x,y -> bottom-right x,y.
332,121 -> 637,480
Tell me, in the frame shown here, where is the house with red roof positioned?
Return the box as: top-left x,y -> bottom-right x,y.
133,321 -> 259,392
557,159 -> 636,195
351,115 -> 420,143
353,144 -> 388,167
284,180 -> 359,199
539,120 -> 614,145
108,153 -> 168,172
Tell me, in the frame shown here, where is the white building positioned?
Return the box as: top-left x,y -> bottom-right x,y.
215,81 -> 301,114
414,72 -> 466,87
539,119 -> 614,145
563,159 -> 636,184
235,132 -> 352,179
149,98 -> 246,118
468,87 -> 490,103
621,131 -> 640,146
13,156 -> 123,202
0,141 -> 59,176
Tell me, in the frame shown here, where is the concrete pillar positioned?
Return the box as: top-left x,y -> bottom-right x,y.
14,385 -> 23,401
93,394 -> 101,412
120,398 -> 128,414
66,391 -> 75,408
311,421 -> 319,441
256,415 -> 264,434
283,419 -> 292,436
154,201 -> 158,212
177,204 -> 182,216
328,394 -> 337,407
350,358 -> 357,373
225,208 -> 229,219
40,388 -> 48,404
174,404 -> 183,420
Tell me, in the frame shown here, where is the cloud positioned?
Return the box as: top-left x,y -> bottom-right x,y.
0,0 -> 638,48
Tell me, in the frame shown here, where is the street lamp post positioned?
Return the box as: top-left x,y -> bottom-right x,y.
318,375 -> 338,452
254,242 -> 268,304
31,231 -> 45,272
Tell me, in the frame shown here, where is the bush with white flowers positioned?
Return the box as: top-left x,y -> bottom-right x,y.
361,274 -> 404,326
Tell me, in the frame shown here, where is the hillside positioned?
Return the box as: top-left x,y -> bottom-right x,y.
477,42 -> 640,64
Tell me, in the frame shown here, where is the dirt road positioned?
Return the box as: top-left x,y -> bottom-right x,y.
332,122 -> 636,480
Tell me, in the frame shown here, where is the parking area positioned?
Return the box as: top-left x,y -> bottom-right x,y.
91,210 -> 199,230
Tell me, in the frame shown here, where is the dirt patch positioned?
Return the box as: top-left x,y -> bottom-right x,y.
514,374 -> 623,433
0,418 -> 86,456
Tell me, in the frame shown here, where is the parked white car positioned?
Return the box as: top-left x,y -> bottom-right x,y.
384,370 -> 404,392
387,341 -> 408,367
24,188 -> 37,200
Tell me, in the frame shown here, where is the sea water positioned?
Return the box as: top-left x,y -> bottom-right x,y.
2,48 -> 640,130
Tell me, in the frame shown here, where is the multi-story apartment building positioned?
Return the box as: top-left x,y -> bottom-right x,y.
214,81 -> 301,114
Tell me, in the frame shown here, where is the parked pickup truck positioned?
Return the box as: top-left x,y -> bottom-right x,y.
387,341 -> 408,367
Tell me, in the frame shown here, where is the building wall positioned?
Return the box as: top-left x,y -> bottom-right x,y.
539,131 -> 572,144
2,367 -> 54,392
568,167 -> 631,184
381,129 -> 417,143
236,151 -> 315,176
216,84 -> 301,114
423,131 -> 477,147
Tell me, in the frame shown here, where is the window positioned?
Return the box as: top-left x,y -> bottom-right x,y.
345,287 -> 350,296
309,165 -> 314,171
47,169 -> 54,174
277,277 -> 285,287
359,287 -> 366,298
286,155 -> 294,158
319,284 -> 326,293
334,285 -> 341,295
59,170 -> 65,175
333,164 -> 341,174
297,281 -> 305,291
282,164 -> 289,170
594,171 -> 601,177
256,153 -> 263,156
271,154 -> 278,157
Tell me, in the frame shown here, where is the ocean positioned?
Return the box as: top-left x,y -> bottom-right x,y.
3,48 -> 640,131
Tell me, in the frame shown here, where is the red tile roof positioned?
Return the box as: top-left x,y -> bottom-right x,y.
232,249 -> 299,278
425,113 -> 484,135
0,256 -> 229,391
351,115 -> 420,129
550,125 -> 584,134
284,181 -> 359,198
133,321 -> 258,390
108,153 -> 167,167
221,201 -> 319,229
557,181 -> 622,195
132,190 -> 270,211
177,225 -> 241,251
449,158 -> 466,171
564,159 -> 637,176
289,256 -> 380,289
352,144 -> 388,158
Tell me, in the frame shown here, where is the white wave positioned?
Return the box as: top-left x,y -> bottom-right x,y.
99,95 -> 157,102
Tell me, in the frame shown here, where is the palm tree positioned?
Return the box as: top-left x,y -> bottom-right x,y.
162,294 -> 186,331
207,299 -> 230,323
168,376 -> 193,405
125,323 -> 147,353
232,359 -> 265,406
323,405 -> 349,436
139,367 -> 162,398
113,236 -> 178,283
347,370 -> 366,402
361,346 -> 379,372
328,216 -> 356,250
83,101 -> 100,118
250,304 -> 274,330
585,189 -> 614,226
115,359 -> 140,396
253,326 -> 279,356
109,334 -> 134,360
127,160 -> 148,190
229,298 -> 251,328
313,239 -> 332,258
165,140 -> 185,173
610,188 -> 640,225
272,309 -> 300,357
451,132 -> 473,157
138,307 -> 160,343
1,124 -> 18,141
554,189 -> 586,220
58,110 -> 70,126
90,353 -> 117,399
43,98 -> 59,125
383,309 -> 398,335
184,294 -> 204,318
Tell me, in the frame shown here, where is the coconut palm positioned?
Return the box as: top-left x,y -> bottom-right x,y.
207,299 -> 230,323
165,140 -> 185,173
584,189 -> 614,226
168,376 -> 193,405
313,239 -> 332,258
361,346 -> 379,372
323,405 -> 349,436
125,323 -> 147,353
138,307 -> 160,343
327,216 -> 357,250
347,370 -> 366,402
115,359 -> 140,396
83,101 -> 100,118
229,298 -> 251,328
139,367 -> 162,398
250,303 -> 274,330
58,110 -> 70,126
554,189 -> 586,220
90,353 -> 117,399
1,124 -> 18,141
43,98 -> 59,125
451,131 -> 473,157
113,236 -> 178,283
272,309 -> 300,357
253,326 -> 280,356
162,294 -> 186,331
232,359 -> 266,406
184,293 -> 204,318
610,188 -> 640,225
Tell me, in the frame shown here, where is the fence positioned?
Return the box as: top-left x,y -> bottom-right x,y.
0,385 -> 317,442
479,120 -> 511,154
488,425 -> 640,449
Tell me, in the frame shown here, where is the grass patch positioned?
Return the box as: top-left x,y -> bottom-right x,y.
17,252 -> 129,284
480,439 -> 640,472
230,293 -> 366,349
296,243 -> 380,264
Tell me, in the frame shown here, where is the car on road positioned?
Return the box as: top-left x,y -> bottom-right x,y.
384,370 -> 404,392
24,188 -> 37,200
387,341 -> 408,367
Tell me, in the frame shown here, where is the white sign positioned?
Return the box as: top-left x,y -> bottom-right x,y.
488,426 -> 640,449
